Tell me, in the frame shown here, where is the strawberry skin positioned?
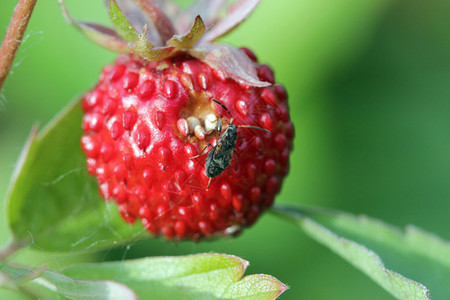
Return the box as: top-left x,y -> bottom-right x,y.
81,51 -> 293,240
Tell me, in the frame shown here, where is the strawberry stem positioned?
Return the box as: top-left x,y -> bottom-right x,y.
0,239 -> 21,261
0,0 -> 37,91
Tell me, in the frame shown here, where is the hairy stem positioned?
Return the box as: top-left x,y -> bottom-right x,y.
0,0 -> 38,91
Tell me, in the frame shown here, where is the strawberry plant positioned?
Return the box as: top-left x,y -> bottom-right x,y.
1,0 -> 449,299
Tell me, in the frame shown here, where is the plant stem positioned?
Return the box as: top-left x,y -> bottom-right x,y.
0,239 -> 20,261
0,0 -> 38,91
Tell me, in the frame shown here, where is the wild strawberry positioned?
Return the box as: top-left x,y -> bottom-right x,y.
61,0 -> 294,240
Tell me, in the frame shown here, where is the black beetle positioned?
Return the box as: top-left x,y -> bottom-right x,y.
192,99 -> 270,187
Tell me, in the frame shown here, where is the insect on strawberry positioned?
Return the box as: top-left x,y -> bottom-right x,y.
62,0 -> 294,240
192,99 -> 270,188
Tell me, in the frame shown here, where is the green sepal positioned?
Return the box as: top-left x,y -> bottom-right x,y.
108,0 -> 139,43
130,25 -> 176,61
128,0 -> 176,43
175,0 -> 226,33
58,0 -> 129,53
201,0 -> 261,42
168,15 -> 205,49
189,44 -> 271,87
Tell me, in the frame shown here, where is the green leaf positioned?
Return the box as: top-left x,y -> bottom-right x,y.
6,98 -> 147,252
108,0 -> 139,42
0,260 -> 43,288
0,261 -> 136,299
221,274 -> 287,300
272,206 -> 450,299
63,253 -> 287,300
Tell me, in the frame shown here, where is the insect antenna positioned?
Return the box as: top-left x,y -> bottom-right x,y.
212,99 -> 232,117
238,125 -> 270,134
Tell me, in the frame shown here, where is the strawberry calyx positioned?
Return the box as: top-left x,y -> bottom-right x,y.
59,0 -> 269,87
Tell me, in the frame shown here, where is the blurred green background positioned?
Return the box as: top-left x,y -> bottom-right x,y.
1,0 -> 449,299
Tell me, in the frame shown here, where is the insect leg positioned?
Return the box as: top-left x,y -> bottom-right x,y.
204,118 -> 222,137
204,128 -> 215,136
190,143 -> 213,159
207,178 -> 212,188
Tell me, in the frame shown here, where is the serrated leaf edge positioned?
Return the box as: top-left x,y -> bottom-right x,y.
221,273 -> 288,299
63,253 -> 286,300
271,206 -> 432,300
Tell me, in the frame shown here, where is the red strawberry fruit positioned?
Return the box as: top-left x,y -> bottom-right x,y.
61,0 -> 294,240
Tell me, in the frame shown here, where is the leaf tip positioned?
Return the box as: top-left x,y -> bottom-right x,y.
226,254 -> 250,271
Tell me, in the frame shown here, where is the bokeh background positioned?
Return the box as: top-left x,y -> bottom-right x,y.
1,0 -> 449,299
